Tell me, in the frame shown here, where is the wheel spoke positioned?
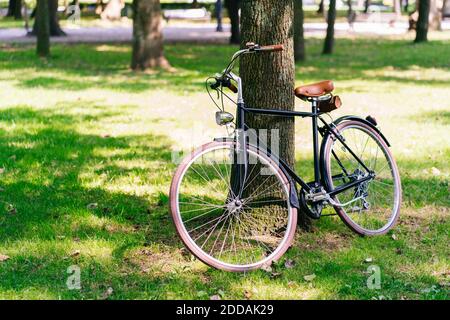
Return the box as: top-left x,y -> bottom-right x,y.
326,124 -> 400,234
173,143 -> 294,270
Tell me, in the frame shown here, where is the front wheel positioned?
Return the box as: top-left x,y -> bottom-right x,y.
169,141 -> 297,272
322,120 -> 402,236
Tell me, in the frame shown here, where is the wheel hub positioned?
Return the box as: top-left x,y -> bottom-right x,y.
227,199 -> 243,214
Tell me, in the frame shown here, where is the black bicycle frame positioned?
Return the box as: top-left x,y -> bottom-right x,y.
235,101 -> 373,197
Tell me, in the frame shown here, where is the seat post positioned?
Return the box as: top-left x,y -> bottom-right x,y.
311,98 -> 320,187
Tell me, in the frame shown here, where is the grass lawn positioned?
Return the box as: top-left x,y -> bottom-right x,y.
0,34 -> 449,300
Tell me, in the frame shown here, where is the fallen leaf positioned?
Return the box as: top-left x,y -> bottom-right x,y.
87,203 -> 98,210
70,250 -> 81,257
420,285 -> 439,294
6,204 -> 16,215
0,254 -> 10,262
0,168 -> 4,174
284,259 -> 295,269
364,257 -> 373,263
210,295 -> 221,300
196,291 -> 207,298
287,281 -> 296,288
391,234 -> 398,241
100,287 -> 114,300
270,272 -> 282,279
304,274 -> 316,282
142,267 -> 150,273
261,263 -> 272,273
431,167 -> 441,176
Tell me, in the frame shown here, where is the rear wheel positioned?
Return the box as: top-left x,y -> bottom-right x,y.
322,120 -> 401,236
169,141 -> 297,272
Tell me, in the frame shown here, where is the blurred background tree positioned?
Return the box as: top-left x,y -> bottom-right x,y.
131,0 -> 169,70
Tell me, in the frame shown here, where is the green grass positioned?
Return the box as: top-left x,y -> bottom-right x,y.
0,35 -> 449,299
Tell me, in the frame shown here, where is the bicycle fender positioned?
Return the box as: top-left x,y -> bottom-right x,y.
213,137 -> 300,209
332,116 -> 391,147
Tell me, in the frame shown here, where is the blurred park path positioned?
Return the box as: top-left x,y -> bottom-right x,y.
1,21 -> 449,44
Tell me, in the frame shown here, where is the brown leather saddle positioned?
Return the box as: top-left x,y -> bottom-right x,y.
295,80 -> 341,113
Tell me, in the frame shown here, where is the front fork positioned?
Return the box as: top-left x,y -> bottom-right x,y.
231,103 -> 248,199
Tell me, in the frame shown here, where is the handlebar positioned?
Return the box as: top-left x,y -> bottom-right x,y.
210,43 -> 283,93
210,77 -> 238,93
248,43 -> 284,53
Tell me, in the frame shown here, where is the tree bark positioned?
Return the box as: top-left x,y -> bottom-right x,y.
294,0 -> 305,62
215,0 -> 224,32
347,0 -> 356,24
323,0 -> 336,54
101,0 -> 124,20
95,0 -> 105,15
403,0 -> 409,12
7,0 -> 22,20
317,0 -> 324,14
32,0 -> 66,36
240,0 -> 312,231
364,0 -> 371,13
429,0 -> 442,30
444,0 -> 450,17
225,0 -> 240,44
36,0 -> 50,57
131,0 -> 169,70
394,0 -> 402,16
415,0 -> 430,42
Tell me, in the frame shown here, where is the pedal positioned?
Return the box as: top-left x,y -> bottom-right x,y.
305,190 -> 328,202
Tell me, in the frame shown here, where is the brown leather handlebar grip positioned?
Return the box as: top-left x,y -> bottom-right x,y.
259,44 -> 284,52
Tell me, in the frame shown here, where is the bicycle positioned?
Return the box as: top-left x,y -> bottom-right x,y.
169,43 -> 402,272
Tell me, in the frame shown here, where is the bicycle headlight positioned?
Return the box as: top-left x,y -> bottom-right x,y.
215,111 -> 234,126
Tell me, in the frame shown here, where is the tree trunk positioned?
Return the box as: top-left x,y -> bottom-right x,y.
36,0 -> 50,57
95,0 -> 105,15
294,0 -> 305,62
131,0 -> 169,70
32,0 -> 66,36
215,0 -> 224,32
323,0 -> 336,54
415,0 -> 430,42
364,0 -> 371,13
429,0 -> 442,30
48,0 -> 66,36
394,0 -> 402,16
403,0 -> 409,12
240,0 -> 312,231
7,0 -> 22,19
225,0 -> 240,44
317,0 -> 324,14
347,0 -> 353,16
347,0 -> 356,24
101,0 -> 124,20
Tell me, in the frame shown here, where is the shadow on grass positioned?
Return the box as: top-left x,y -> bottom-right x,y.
0,105 -> 448,299
0,106 -> 176,242
0,38 -> 449,94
